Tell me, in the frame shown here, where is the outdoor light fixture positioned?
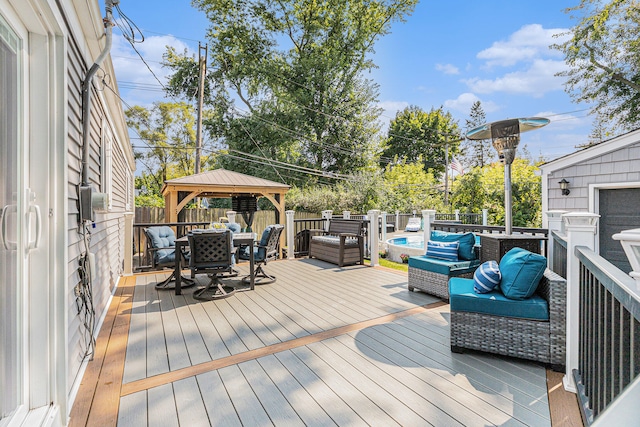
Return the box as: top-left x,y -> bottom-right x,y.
558,178 -> 570,196
466,117 -> 549,234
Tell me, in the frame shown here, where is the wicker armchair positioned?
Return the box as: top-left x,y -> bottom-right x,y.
449,269 -> 566,369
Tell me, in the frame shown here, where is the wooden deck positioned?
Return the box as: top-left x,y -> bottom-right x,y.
71,258 -> 580,426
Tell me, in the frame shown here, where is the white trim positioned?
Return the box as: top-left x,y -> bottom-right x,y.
589,181 -> 640,254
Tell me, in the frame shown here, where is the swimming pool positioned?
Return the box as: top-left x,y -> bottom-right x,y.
385,236 -> 425,263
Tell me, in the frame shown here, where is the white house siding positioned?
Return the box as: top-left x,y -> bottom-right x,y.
61,1 -> 134,403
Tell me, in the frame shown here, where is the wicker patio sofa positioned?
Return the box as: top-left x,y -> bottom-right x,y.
308,219 -> 364,267
449,268 -> 567,369
407,231 -> 480,300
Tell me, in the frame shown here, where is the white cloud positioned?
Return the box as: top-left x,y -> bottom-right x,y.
110,34 -> 193,106
463,59 -> 568,96
436,63 -> 460,75
477,24 -> 569,67
444,92 -> 499,114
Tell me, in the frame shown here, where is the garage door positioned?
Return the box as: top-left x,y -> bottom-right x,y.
599,188 -> 640,274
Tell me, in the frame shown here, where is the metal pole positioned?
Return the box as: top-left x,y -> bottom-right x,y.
504,162 -> 512,234
195,43 -> 207,175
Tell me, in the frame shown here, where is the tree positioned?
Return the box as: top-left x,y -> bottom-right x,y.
381,106 -> 461,177
381,158 -> 444,213
125,102 -> 217,197
451,158 -> 542,227
554,0 -> 640,131
461,101 -> 495,168
164,0 -> 417,184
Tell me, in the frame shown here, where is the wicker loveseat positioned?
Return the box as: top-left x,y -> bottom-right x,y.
449,267 -> 567,369
308,219 -> 364,267
408,231 -> 480,300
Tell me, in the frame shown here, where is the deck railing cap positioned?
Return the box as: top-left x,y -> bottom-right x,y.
613,228 -> 640,281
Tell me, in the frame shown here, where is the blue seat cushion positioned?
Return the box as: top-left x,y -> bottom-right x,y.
225,222 -> 241,234
409,255 -> 479,276
239,225 -> 274,262
449,277 -> 549,321
499,248 -> 547,300
146,226 -> 176,265
430,231 -> 477,261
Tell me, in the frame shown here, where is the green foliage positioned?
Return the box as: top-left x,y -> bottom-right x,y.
164,0 -> 418,185
451,158 -> 542,227
381,106 -> 461,176
134,194 -> 164,208
554,0 -> 640,132
126,102 -> 214,183
380,159 -> 444,213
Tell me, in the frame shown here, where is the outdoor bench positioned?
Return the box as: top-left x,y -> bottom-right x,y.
407,230 -> 480,300
308,219 -> 364,267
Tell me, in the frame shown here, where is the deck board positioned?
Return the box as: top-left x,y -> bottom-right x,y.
70,259 -> 581,426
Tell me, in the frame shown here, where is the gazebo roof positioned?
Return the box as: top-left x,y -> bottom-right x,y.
162,168 -> 290,195
161,168 -> 290,224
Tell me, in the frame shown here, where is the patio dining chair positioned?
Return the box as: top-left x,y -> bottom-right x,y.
188,229 -> 237,300
239,224 -> 284,285
144,226 -> 195,290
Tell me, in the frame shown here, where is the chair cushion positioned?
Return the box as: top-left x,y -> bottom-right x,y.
225,222 -> 241,234
408,255 -> 479,276
449,277 -> 549,321
473,260 -> 501,293
499,248 -> 547,300
311,235 -> 360,247
430,231 -> 477,261
425,240 -> 459,261
146,226 -> 176,264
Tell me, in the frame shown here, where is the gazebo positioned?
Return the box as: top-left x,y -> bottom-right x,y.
161,169 -> 290,227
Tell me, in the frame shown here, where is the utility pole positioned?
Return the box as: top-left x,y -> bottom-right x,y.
195,42 -> 207,175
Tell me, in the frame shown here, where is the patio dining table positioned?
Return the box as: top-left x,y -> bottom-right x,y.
174,232 -> 256,295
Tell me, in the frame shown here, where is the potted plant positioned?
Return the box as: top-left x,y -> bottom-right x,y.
400,253 -> 409,263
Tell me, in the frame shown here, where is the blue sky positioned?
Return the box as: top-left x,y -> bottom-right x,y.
105,0 -> 592,162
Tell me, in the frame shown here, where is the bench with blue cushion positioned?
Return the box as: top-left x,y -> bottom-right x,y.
407,231 -> 480,300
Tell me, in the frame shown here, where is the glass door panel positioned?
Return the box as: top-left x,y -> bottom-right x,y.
0,15 -> 21,420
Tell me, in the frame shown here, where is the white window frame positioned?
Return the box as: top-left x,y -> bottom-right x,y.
101,121 -> 113,211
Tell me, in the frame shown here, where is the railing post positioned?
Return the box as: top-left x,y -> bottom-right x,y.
342,210 -> 350,219
226,210 -> 237,224
422,209 -> 436,248
482,209 -> 488,226
123,212 -> 134,276
395,210 -> 400,232
613,228 -> 640,287
546,210 -> 568,270
455,209 -> 460,222
562,212 -> 600,393
381,211 -> 387,243
285,210 -> 295,260
321,210 -> 332,231
368,209 -> 380,266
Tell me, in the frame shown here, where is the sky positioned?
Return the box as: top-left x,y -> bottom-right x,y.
104,0 -> 593,164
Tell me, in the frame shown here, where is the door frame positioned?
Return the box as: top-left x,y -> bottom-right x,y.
589,181 -> 640,254
1,0 -> 67,425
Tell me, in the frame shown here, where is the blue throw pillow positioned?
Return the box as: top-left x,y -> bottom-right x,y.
426,240 -> 459,261
430,231 -> 477,261
499,248 -> 547,300
473,260 -> 501,293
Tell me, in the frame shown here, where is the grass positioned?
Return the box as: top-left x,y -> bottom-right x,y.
366,257 -> 408,272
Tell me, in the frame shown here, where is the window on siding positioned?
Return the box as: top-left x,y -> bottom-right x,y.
126,170 -> 131,210
100,125 -> 113,210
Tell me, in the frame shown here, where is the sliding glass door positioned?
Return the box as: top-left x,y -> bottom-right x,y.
0,14 -> 22,422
